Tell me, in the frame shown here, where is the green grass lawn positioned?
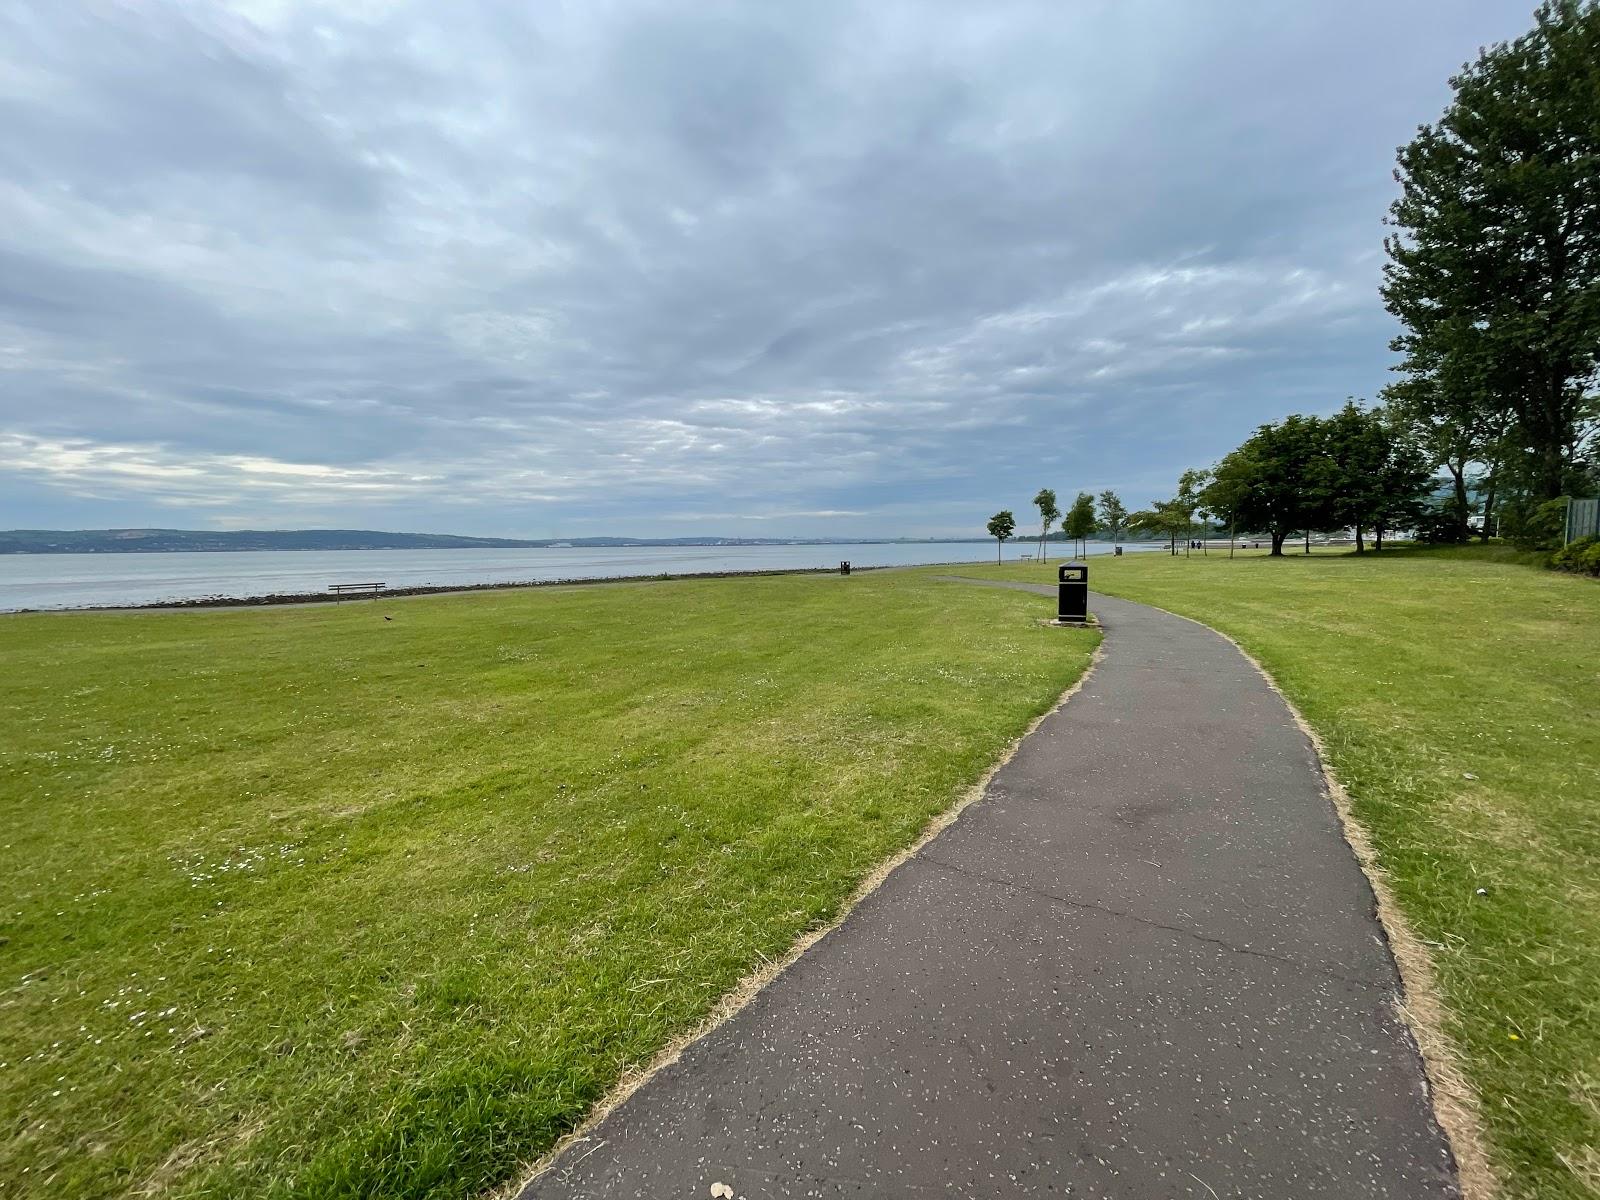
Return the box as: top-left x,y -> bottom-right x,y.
942,545 -> 1600,1200
0,571 -> 1097,1199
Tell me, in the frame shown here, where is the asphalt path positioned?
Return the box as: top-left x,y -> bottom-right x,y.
518,584 -> 1459,1199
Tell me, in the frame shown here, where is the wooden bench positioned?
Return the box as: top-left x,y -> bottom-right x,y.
329,582 -> 386,601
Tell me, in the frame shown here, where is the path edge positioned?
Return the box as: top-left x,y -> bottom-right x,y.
1135,599 -> 1498,1200
498,635 -> 1107,1199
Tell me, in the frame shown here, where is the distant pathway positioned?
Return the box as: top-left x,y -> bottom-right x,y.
518,584 -> 1459,1199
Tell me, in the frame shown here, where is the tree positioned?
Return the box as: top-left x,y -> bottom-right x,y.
1097,489 -> 1128,548
985,510 -> 1016,565
1323,402 -> 1390,552
1483,413 -> 1600,545
1032,488 -> 1060,562
1323,401 -> 1435,551
1372,440 -> 1438,550
1384,372 -> 1509,542
1063,492 -> 1097,559
1213,415 -> 1330,556
1469,421 -> 1521,541
1382,0 -> 1600,502
1199,452 -> 1256,557
1176,469 -> 1209,556
1128,498 -> 1191,554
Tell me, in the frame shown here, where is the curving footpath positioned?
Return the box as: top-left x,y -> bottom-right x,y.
518,585 -> 1460,1199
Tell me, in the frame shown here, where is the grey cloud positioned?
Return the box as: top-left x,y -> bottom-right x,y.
0,0 -> 1536,536
0,6 -> 382,215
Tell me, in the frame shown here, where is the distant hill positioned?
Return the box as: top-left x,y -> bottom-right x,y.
0,528 -> 556,554
0,528 -> 987,553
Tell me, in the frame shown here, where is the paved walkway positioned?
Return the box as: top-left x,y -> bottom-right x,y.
519,586 -> 1459,1199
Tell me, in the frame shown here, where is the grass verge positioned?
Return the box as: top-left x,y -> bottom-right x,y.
940,545 -> 1600,1200
0,570 -> 1097,1199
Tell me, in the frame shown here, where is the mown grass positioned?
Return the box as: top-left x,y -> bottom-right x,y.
942,544 -> 1600,1199
0,571 -> 1097,1199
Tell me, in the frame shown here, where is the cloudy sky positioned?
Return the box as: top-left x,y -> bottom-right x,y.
0,1 -> 1534,538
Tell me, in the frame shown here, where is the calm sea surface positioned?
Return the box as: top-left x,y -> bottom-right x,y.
0,541 -> 1154,611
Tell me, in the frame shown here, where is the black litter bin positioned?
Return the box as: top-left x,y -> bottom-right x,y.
840,561 -> 851,576
1057,561 -> 1088,623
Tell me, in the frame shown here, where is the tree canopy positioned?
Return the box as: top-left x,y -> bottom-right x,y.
1383,0 -> 1600,504
1127,498 -> 1190,553
1063,492 -> 1097,558
1210,415 -> 1327,555
986,510 -> 1016,564
1032,488 -> 1060,561
1201,405 -> 1434,555
1096,490 -> 1128,546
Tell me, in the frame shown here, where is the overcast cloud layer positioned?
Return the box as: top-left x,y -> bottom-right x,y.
0,0 -> 1535,537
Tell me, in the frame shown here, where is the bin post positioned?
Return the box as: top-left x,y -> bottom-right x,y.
1057,561 -> 1088,624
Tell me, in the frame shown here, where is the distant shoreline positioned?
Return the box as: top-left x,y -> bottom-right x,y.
0,529 -> 1173,555
5,563 -> 899,615
3,542 -> 1171,614
0,530 -> 1003,555
0,538 -> 1162,556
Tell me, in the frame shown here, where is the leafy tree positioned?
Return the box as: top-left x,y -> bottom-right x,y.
1199,407 -> 1434,557
1199,452 -> 1256,557
1063,491 -> 1097,559
1382,0 -> 1600,502
1322,402 -> 1390,551
1032,488 -> 1060,562
1375,435 -> 1436,549
1096,489 -> 1128,548
1488,422 -> 1600,544
1127,498 -> 1191,554
985,510 -> 1016,565
1469,434 -> 1519,541
1176,468 -> 1209,555
1412,501 -> 1477,544
1213,415 -> 1330,555
1323,402 -> 1435,551
1384,373 -> 1510,542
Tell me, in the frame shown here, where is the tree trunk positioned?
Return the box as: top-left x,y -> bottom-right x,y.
1355,525 -> 1365,553
1229,515 -> 1236,559
1376,525 -> 1385,552
1447,461 -> 1470,543
996,538 -> 1002,565
1479,468 -> 1500,542
1304,531 -> 1311,555
1270,531 -> 1286,556
1536,433 -> 1566,501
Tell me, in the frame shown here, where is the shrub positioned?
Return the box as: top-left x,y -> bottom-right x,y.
1551,535 -> 1600,576
1501,496 -> 1570,549
1413,503 -> 1470,544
